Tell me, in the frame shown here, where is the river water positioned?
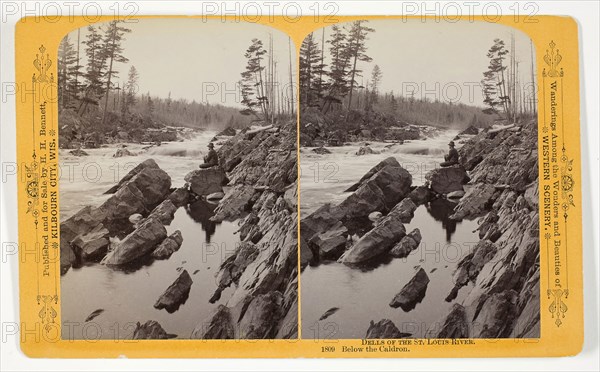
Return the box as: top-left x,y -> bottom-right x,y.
60,131 -> 241,340
299,131 -> 480,339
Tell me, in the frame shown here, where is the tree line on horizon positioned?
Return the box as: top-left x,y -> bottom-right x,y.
57,21 -> 250,133
299,21 -> 537,129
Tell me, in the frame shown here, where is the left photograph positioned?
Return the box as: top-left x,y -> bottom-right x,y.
58,19 -> 298,340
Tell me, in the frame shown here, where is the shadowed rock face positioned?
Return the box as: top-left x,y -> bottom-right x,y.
389,268 -> 430,312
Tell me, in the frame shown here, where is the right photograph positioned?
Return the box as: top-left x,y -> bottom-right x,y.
299,20 -> 540,339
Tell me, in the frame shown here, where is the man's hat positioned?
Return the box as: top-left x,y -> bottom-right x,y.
448,141 -> 455,146
207,143 -> 214,148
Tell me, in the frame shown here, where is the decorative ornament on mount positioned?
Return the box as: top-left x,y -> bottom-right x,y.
542,40 -> 564,78
33,45 -> 52,83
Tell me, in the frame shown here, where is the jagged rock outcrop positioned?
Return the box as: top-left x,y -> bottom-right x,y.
154,270 -> 193,313
434,119 -> 540,338
308,221 -> 348,260
190,305 -> 235,339
211,184 -> 256,222
389,268 -> 430,311
449,183 -> 497,220
365,319 -> 411,339
238,291 -> 284,339
199,121 -> 298,339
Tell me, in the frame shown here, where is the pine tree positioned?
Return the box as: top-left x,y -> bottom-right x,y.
365,64 -> 382,111
101,21 -> 131,125
57,35 -> 79,109
121,65 -> 138,114
79,25 -> 107,115
323,25 -> 351,113
481,38 -> 510,117
345,21 -> 374,111
299,33 -> 323,107
240,38 -> 270,122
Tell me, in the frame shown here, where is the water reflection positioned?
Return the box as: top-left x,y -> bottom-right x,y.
425,198 -> 460,242
185,199 -> 220,242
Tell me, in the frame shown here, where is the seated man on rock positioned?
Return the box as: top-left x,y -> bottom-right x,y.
199,142 -> 219,168
440,141 -> 460,167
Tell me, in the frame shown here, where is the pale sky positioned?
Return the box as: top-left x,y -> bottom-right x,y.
312,19 -> 535,107
67,19 -> 296,108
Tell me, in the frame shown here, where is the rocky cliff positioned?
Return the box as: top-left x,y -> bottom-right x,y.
428,119 -> 540,338
191,120 -> 299,339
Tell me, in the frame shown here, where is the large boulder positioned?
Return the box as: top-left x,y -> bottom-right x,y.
338,158 -> 413,219
345,157 -> 401,192
365,319 -> 411,339
190,305 -> 235,339
184,167 -> 227,196
104,218 -> 167,265
449,183 -> 497,220
154,270 -> 193,313
425,165 -> 468,194
151,230 -> 183,259
390,228 -> 421,258
308,221 -> 348,260
71,224 -> 110,261
389,268 -> 430,311
99,165 -> 172,222
148,199 -> 178,225
390,198 -> 417,221
300,203 -> 345,243
104,159 -> 161,194
339,214 -> 406,264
